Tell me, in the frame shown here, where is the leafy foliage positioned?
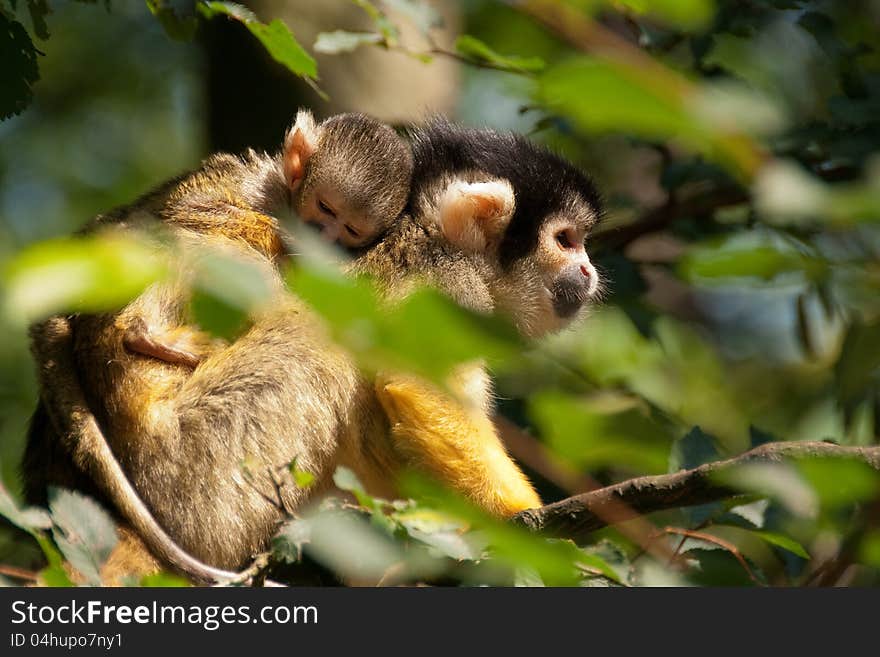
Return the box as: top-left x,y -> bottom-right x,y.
0,0 -> 878,588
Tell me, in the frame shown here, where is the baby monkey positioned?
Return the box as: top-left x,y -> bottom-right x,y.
124,109 -> 412,369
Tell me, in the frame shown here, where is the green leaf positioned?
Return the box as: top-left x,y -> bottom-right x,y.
0,480 -> 51,535
382,0 -> 443,35
395,508 -> 484,561
713,462 -> 818,518
859,530 -> 880,568
727,499 -> 770,528
1,233 -> 168,325
539,56 -> 760,176
199,2 -> 317,79
797,457 -> 880,509
399,472 -> 588,586
48,488 -> 119,587
39,565 -> 75,588
580,540 -> 632,585
283,509 -> 437,582
272,518 -> 311,564
146,0 -> 198,41
289,457 -> 316,489
530,391 -> 672,474
287,264 -> 521,385
669,426 -> 721,473
332,466 -> 376,509
679,236 -> 828,284
140,572 -> 191,587
0,14 -> 40,119
751,530 -> 809,559
314,30 -> 383,55
188,291 -> 249,341
613,0 -> 715,30
835,320 -> 880,414
455,35 -> 545,73
188,248 -> 274,340
351,0 -> 399,44
541,57 -> 694,142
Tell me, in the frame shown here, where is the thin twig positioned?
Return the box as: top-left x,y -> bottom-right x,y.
661,526 -> 763,585
0,563 -> 40,582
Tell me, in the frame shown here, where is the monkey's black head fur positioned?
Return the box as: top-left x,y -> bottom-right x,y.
408,118 -> 603,267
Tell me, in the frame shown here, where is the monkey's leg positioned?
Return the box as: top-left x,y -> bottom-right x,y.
375,373 -> 542,517
28,315 -> 240,584
121,317 -> 221,369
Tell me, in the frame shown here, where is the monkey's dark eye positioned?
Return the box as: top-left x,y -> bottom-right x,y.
344,225 -> 360,239
555,230 -> 575,250
318,199 -> 337,218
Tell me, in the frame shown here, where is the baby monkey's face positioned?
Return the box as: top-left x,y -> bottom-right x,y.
297,184 -> 381,249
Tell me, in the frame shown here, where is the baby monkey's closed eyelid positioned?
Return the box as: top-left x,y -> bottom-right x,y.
317,198 -> 337,217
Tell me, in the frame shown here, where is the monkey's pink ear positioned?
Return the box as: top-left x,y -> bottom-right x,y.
283,110 -> 321,190
438,179 -> 515,252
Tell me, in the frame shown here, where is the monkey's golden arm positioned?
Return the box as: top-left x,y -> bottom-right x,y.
374,372 -> 542,518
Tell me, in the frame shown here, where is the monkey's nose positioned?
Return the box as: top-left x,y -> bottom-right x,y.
581,263 -> 599,296
321,223 -> 341,242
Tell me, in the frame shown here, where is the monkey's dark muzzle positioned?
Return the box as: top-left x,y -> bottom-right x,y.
551,271 -> 593,318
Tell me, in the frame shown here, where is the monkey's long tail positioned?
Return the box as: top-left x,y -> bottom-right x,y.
29,316 -> 244,586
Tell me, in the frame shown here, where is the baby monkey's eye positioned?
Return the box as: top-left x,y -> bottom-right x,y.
344,225 -> 360,238
317,199 -> 337,218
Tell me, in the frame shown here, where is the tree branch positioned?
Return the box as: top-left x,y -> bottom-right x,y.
512,441 -> 880,542
592,185 -> 749,253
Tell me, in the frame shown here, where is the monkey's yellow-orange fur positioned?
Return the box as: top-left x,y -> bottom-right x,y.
375,372 -> 541,516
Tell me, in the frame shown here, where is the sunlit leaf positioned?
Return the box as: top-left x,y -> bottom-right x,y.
0,480 -> 51,535
680,236 -> 828,284
727,499 -> 770,528
280,508 -> 442,583
199,2 -> 317,79
351,0 -> 399,44
859,530 -> 880,568
612,0 -> 715,30
713,462 -> 819,518
2,233 -> 168,325
395,508 -> 485,561
796,457 -> 880,509
539,56 -> 762,177
48,487 -> 118,586
751,530 -> 809,559
382,0 -> 443,35
530,391 -> 672,474
400,472 -> 590,586
188,247 -> 275,339
333,466 -> 377,510
39,565 -> 75,588
140,572 -> 191,587
455,35 -> 544,73
273,518 -> 311,564
288,264 -> 521,385
314,30 -> 383,54
290,459 -> 315,488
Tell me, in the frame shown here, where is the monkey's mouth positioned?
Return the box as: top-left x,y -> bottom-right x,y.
550,281 -> 593,318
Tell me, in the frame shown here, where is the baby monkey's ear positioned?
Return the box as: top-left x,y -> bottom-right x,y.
438,179 -> 515,252
283,109 -> 321,190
